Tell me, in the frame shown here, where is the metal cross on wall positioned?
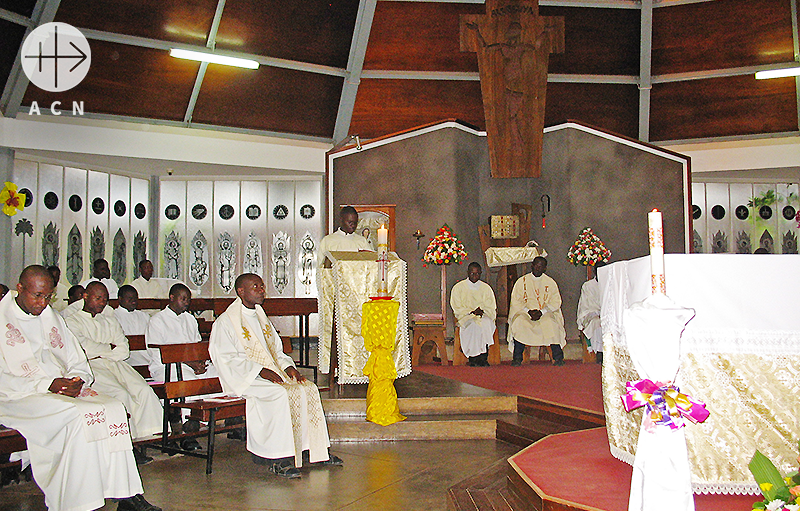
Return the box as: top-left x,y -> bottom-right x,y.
460,0 -> 564,178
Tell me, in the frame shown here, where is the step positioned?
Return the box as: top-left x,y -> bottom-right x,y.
496,413 -> 577,447
323,395 -> 517,417
448,458 -> 534,511
328,412 -> 516,442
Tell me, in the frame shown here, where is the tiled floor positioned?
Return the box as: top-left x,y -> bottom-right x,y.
0,437 -> 519,511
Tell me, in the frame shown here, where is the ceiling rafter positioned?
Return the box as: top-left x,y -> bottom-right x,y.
182,0 -> 227,125
0,0 -> 62,117
332,0 -> 378,144
78,28 -> 347,78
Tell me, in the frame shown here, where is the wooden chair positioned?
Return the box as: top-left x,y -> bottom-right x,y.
411,320 -> 449,366
452,326 -> 501,366
151,342 -> 246,474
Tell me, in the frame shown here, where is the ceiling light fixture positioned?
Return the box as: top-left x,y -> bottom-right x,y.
169,49 -> 259,70
755,66 -> 800,80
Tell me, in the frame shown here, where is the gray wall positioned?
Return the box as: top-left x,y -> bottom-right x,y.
332,125 -> 688,339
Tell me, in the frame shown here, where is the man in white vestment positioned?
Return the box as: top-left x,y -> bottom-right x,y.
80,258 -> 119,298
210,273 -> 343,479
146,283 -> 213,448
450,262 -> 497,366
508,256 -> 567,366
317,206 -> 373,377
47,266 -> 69,312
115,285 -> 153,369
131,260 -> 179,299
577,261 -> 604,364
65,282 -> 162,453
0,266 -> 160,511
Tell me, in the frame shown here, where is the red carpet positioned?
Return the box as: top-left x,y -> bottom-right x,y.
511,428 -> 758,511
416,361 -> 604,414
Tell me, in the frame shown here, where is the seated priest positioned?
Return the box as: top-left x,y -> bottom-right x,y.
210,273 -> 343,479
65,282 -> 163,463
81,258 -> 119,298
0,265 -> 161,511
114,285 -> 153,369
577,261 -> 605,364
450,262 -> 497,366
131,259 -> 180,299
46,265 -> 69,312
146,283 -> 216,447
507,256 -> 567,367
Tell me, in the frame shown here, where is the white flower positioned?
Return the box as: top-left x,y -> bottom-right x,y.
785,504 -> 799,511
767,500 -> 787,511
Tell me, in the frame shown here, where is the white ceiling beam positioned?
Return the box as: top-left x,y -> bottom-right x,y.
332,0 -> 378,144
0,7 -> 34,28
638,0 -> 653,142
0,0 -> 62,117
182,0 -> 226,125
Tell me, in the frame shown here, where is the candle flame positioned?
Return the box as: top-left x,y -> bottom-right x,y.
651,208 -> 659,213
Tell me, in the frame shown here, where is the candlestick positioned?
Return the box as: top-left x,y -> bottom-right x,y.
648,209 -> 666,295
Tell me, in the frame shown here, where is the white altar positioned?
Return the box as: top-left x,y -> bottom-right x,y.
601,254 -> 800,495
319,251 -> 412,384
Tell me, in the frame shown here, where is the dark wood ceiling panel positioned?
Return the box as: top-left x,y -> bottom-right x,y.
650,75 -> 797,141
215,0 -> 359,68
191,65 -> 342,138
0,0 -> 35,17
22,40 -> 197,121
350,79 -> 485,139
0,19 -> 26,101
652,0 -> 794,75
540,6 -> 639,76
363,1 -> 482,72
545,82 -> 639,139
55,0 -> 217,46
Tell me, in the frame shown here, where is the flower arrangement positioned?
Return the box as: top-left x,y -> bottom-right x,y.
422,224 -> 467,267
567,227 -> 611,266
749,445 -> 800,511
0,182 -> 25,217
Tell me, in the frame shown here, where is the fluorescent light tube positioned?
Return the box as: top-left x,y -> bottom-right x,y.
755,67 -> 800,80
169,49 -> 259,70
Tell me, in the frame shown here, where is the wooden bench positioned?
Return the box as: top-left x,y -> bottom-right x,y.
152,342 -> 246,474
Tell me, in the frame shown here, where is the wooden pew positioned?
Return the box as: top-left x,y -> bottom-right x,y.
151,342 -> 246,474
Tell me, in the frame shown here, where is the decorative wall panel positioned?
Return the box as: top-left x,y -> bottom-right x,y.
267,181 -> 295,297
109,174 -> 130,285
36,164 -> 62,272
753,184 -> 778,253
11,160 -> 37,273
87,170 -> 110,271
294,180 -> 321,297
239,181 -> 267,280
729,183 -> 753,254
703,183 -> 729,253
159,180 -> 186,281
213,181 -> 239,296
186,181 -> 213,295
777,183 -> 799,254
129,178 -> 149,279
63,167 -> 87,284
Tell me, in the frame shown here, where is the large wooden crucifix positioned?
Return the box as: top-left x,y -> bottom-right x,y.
461,0 -> 564,178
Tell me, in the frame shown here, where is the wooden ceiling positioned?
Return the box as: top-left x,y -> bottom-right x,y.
1,0 -> 798,145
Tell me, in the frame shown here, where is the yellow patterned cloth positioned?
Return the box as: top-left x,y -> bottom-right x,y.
361,299 -> 406,426
319,251 -> 412,384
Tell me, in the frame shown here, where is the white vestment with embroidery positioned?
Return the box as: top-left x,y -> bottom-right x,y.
66,308 -> 162,440
210,299 -> 330,466
508,273 -> 567,348
0,294 -> 141,511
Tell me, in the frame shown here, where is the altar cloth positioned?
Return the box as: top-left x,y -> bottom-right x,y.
600,254 -> 800,495
319,251 -> 411,384
484,246 -> 548,267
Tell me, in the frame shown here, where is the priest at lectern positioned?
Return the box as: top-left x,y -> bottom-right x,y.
317,206 -> 373,379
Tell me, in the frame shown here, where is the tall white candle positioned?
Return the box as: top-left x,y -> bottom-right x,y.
377,224 -> 388,249
648,209 -> 666,295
